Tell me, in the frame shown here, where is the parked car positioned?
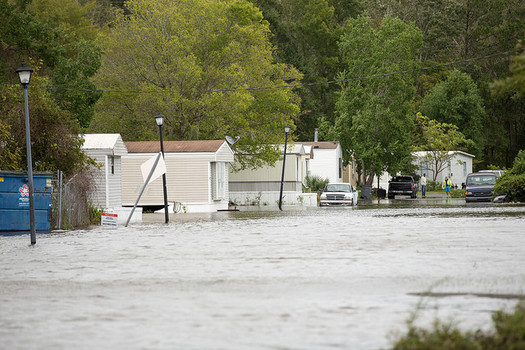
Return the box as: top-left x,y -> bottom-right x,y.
388,175 -> 418,199
465,172 -> 497,202
319,183 -> 358,206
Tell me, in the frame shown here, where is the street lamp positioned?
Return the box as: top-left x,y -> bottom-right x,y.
278,124 -> 291,211
154,114 -> 169,223
16,63 -> 36,245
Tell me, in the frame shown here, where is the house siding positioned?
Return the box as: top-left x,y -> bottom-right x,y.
87,151 -> 123,209
302,143 -> 343,183
122,153 -> 232,207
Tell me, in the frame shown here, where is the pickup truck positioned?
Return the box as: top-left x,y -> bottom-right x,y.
388,175 -> 418,199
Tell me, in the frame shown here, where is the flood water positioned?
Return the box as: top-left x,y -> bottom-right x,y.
1,200 -> 524,350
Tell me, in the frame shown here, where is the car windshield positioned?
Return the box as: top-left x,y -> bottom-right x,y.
324,184 -> 352,192
466,175 -> 496,186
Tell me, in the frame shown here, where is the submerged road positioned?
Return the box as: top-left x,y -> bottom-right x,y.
1,201 -> 524,349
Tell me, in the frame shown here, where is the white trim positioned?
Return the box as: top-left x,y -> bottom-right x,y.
104,155 -> 110,209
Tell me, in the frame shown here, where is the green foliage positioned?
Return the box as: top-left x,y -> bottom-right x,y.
414,112 -> 470,182
450,189 -> 465,198
0,0 -> 102,128
333,15 -> 422,183
393,302 -> 525,349
491,45 -> 525,98
0,69 -> 93,176
426,180 -> 441,192
91,0 -> 301,169
419,70 -> 485,156
493,150 -> 525,202
0,123 -> 22,170
304,174 -> 329,193
89,204 -> 102,225
51,40 -> 102,128
250,0 -> 362,140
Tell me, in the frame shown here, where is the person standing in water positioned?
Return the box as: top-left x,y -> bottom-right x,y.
421,173 -> 427,198
443,176 -> 452,198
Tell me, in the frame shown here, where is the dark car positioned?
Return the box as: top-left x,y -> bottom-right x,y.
465,172 -> 497,203
388,175 -> 418,199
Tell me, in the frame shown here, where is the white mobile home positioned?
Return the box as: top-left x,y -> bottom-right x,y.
122,140 -> 234,213
228,144 -> 316,206
414,151 -> 474,187
301,141 -> 343,183
81,133 -> 128,210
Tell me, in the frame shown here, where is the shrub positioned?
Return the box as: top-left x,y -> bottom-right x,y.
494,174 -> 525,202
426,180 -> 441,191
304,174 -> 329,193
493,149 -> 525,202
393,302 -> 525,349
450,189 -> 465,198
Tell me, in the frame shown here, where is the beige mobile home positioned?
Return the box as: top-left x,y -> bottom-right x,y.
122,140 -> 234,213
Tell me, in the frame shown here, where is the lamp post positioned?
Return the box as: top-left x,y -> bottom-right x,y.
16,63 -> 36,245
278,124 -> 291,211
154,114 -> 169,223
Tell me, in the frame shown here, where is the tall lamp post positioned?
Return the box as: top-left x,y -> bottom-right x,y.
278,124 -> 291,211
16,63 -> 36,245
154,114 -> 169,223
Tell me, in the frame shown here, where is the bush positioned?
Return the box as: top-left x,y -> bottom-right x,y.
493,149 -> 525,202
393,302 -> 525,350
304,174 -> 329,193
450,189 -> 465,198
494,174 -> 525,202
426,180 -> 442,191
89,204 -> 102,225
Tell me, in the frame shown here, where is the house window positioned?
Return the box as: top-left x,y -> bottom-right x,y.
110,156 -> 115,175
339,157 -> 342,179
211,162 -> 226,200
463,162 -> 467,176
306,159 -> 310,175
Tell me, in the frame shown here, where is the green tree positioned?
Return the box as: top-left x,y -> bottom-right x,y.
29,0 -> 103,128
360,0 -> 525,169
332,15 -> 423,185
414,112 -> 470,182
491,46 -> 525,98
90,0 -> 301,169
0,69 -> 90,176
419,69 -> 485,156
0,123 -> 22,170
0,0 -> 102,128
250,0 -> 362,141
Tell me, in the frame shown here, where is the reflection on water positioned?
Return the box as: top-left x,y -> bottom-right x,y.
1,204 -> 524,350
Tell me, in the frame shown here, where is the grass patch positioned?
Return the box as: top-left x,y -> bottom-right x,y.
392,301 -> 525,349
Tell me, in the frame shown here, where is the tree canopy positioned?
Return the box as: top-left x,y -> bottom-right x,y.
0,70 -> 91,175
414,112 -> 470,182
330,15 -> 423,184
249,0 -> 362,141
419,69 -> 485,156
0,0 -> 101,175
90,0 -> 301,168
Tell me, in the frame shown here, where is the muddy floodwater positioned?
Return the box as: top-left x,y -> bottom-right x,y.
1,200 -> 525,349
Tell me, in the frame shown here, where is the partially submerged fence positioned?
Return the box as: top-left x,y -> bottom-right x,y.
51,169 -> 95,230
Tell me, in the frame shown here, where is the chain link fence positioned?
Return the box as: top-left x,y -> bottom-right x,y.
51,169 -> 96,229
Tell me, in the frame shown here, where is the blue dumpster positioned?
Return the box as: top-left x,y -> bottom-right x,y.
0,171 -> 53,232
